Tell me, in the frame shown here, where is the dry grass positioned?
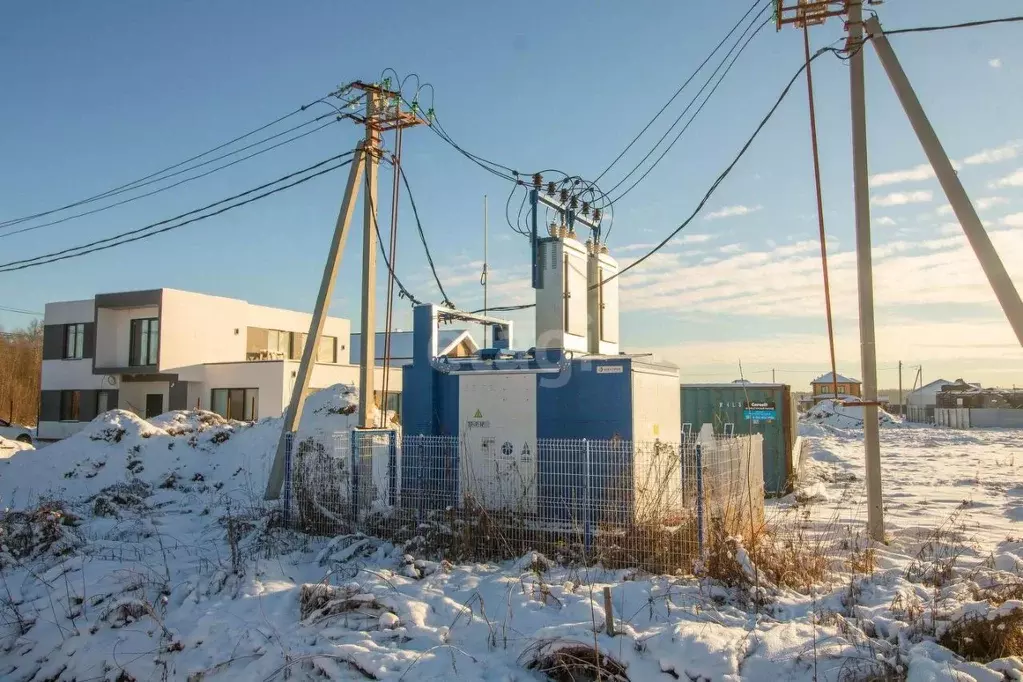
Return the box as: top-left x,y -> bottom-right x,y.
939,607 -> 1023,662
519,639 -> 629,682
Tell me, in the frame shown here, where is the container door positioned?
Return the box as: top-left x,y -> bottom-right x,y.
458,373 -> 537,513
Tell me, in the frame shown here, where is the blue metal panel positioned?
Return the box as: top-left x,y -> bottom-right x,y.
536,357 -> 634,522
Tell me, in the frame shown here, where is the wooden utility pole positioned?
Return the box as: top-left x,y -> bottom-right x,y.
776,0 -> 884,541
265,82 -> 423,500
359,91 -> 382,428
865,15 -> 1023,348
898,360 -> 903,417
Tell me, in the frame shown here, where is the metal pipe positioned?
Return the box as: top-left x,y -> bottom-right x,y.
849,0 -> 885,542
866,16 -> 1023,348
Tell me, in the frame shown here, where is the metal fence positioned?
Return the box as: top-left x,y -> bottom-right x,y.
282,431 -> 764,574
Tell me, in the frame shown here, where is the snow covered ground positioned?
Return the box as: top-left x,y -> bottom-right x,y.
0,388 -> 1019,681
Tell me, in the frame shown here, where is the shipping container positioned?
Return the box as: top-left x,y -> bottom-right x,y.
680,383 -> 798,495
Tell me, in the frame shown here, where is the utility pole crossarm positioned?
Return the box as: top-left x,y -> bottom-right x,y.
865,16 -> 1023,348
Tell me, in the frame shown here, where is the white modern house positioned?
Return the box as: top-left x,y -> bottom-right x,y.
38,288 -> 403,441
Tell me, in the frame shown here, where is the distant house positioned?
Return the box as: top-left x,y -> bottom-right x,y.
349,329 -> 478,368
810,372 -> 862,403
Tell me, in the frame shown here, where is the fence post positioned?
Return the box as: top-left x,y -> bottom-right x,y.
282,431 -> 294,528
695,442 -> 705,564
584,438 -> 592,557
350,429 -> 359,521
388,430 -> 397,507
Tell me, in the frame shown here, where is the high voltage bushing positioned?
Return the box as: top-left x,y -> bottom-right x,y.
581,201 -> 590,216
559,188 -> 569,204
532,173 -> 543,188
546,181 -> 556,196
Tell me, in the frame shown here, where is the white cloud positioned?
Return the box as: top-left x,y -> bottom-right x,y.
719,243 -> 744,255
989,58 -> 1002,68
964,141 -> 1019,165
876,216 -> 897,226
617,242 -> 659,253
679,233 -> 714,244
936,204 -> 954,216
616,233 -> 713,253
703,204 -> 762,221
870,190 -> 933,207
1002,212 -> 1023,228
992,168 -> 1023,188
869,163 -> 934,188
978,196 -> 1009,210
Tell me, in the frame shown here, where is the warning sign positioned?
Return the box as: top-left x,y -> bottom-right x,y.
521,442 -> 532,459
473,408 -> 483,419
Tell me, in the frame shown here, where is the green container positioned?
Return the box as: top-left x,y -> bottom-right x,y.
680,383 -> 798,495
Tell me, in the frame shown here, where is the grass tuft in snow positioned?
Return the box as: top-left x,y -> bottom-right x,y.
520,638 -> 630,682
939,604 -> 1023,662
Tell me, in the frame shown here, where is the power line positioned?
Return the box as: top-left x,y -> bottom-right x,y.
0,116 -> 344,239
592,0 -> 767,185
364,170 -> 422,307
607,45 -> 838,282
396,164 -> 453,307
480,46 -> 845,313
880,15 -> 1023,36
0,305 -> 42,316
0,93 -> 353,228
0,154 -> 355,273
603,6 -> 772,205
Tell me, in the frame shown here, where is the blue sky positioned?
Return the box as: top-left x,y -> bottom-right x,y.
2,1 -> 1023,389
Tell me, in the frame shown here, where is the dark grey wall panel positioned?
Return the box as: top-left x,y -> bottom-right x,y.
82,322 -> 96,359
169,381 -> 188,411
39,391 -> 61,422
79,390 -> 98,422
42,325 -> 64,360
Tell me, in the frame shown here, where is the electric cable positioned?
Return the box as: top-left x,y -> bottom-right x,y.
0,90 -> 358,228
0,305 -> 42,316
364,174 -> 422,307
592,0 -> 767,185
397,164 -> 453,307
880,15 -> 1023,36
0,116 -> 345,239
477,46 -> 844,313
0,153 -> 355,273
603,4 -> 771,204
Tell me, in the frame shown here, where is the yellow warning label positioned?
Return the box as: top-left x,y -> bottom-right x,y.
473,408 -> 483,419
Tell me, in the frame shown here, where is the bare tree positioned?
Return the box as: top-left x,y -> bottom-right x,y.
0,320 -> 43,426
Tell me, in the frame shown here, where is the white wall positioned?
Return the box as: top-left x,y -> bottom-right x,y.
177,361 -> 286,419
159,289 -> 249,370
37,421 -> 90,440
119,381 -> 170,416
247,303 -> 351,360
43,300 -> 94,325
631,365 -> 682,442
41,359 -> 106,391
906,381 -> 950,408
95,305 -> 159,368
158,291 -> 352,371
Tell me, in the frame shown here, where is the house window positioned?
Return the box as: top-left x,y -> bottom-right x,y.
59,390 -> 81,421
374,390 -> 401,418
211,388 -> 258,421
289,332 -> 307,360
97,390 -> 111,414
63,323 -> 85,359
317,335 -> 337,364
129,318 -> 159,366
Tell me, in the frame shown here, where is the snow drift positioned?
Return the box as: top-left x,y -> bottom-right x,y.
804,398 -> 899,429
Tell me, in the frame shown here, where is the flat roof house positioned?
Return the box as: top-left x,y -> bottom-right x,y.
38,288 -> 401,441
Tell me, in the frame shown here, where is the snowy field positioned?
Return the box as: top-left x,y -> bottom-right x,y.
0,387 -> 1019,681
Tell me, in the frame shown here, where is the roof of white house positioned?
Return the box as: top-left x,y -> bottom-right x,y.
811,372 -> 860,385
906,378 -> 952,394
349,329 -> 477,367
